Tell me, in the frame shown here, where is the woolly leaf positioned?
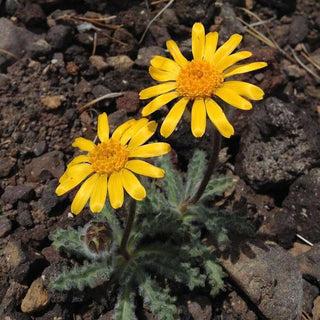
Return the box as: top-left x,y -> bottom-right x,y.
100,204 -> 122,246
138,275 -> 180,320
184,149 -> 207,199
50,227 -> 88,258
50,260 -> 112,291
113,284 -> 137,320
155,155 -> 184,205
204,259 -> 225,297
199,176 -> 234,203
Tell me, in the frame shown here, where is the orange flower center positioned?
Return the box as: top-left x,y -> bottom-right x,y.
89,139 -> 129,175
176,60 -> 224,99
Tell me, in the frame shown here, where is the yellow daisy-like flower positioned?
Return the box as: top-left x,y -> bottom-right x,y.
56,113 -> 171,214
139,22 -> 267,138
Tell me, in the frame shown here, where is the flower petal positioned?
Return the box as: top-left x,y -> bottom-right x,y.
166,40 -> 188,67
129,142 -> 171,158
128,121 -> 157,149
212,34 -> 243,65
223,62 -> 267,78
204,32 -> 218,63
67,155 -> 90,168
71,174 -> 99,215
141,92 -> 179,117
149,66 -> 178,82
151,56 -> 181,74
192,22 -> 205,60
120,118 -> 149,145
121,169 -> 146,201
222,81 -> 265,100
72,137 -> 96,152
56,164 -> 94,195
205,98 -> 234,138
191,98 -> 206,137
89,174 -> 108,213
139,82 -> 177,100
215,87 -> 252,110
160,97 -> 189,138
112,119 -> 136,141
97,113 -> 109,143
108,172 -> 124,209
216,51 -> 252,71
125,160 -> 165,178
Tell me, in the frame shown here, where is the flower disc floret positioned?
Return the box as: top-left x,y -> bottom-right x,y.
89,140 -> 129,175
177,60 -> 224,99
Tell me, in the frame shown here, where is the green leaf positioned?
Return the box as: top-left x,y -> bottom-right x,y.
138,275 -> 180,320
204,259 -> 225,297
184,149 -> 207,199
50,260 -> 112,291
113,284 -> 137,320
49,227 -> 89,258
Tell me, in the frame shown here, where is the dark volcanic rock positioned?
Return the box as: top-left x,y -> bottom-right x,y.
283,168 -> 320,243
288,16 -> 309,46
1,185 -> 34,204
297,244 -> 320,282
40,179 -> 66,214
223,241 -> 303,319
46,25 -> 74,50
0,157 -> 16,178
257,0 -> 297,14
236,97 -> 320,191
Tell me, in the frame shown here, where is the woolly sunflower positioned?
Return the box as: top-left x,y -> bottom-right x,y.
56,113 -> 171,213
139,22 -> 267,138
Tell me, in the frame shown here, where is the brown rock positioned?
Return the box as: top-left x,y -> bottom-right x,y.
89,55 -> 108,72
106,55 -> 133,72
313,296 -> 320,320
41,95 -> 65,110
21,278 -> 50,313
297,244 -> 320,281
116,91 -> 139,113
0,157 -> 16,178
187,296 -> 212,320
2,240 -> 26,268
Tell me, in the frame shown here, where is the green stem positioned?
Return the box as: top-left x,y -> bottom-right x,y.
119,198 -> 136,260
180,129 -> 222,212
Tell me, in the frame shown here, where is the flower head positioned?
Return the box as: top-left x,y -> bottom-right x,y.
139,22 -> 267,138
56,113 -> 171,213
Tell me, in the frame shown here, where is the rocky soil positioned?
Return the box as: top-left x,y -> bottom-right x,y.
0,0 -> 320,319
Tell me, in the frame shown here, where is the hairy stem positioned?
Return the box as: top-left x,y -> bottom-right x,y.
181,129 -> 222,212
119,198 -> 137,260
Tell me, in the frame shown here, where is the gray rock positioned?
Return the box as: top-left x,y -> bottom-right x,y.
0,73 -> 10,87
236,97 -> 320,191
109,28 -> 138,57
107,55 -> 133,72
40,179 -> 66,214
24,151 -> 65,182
302,280 -> 319,314
289,16 -> 309,46
26,38 -> 51,58
5,0 -> 22,15
297,244 -> 320,282
1,185 -> 34,204
0,157 -> 16,178
92,85 -> 111,98
0,217 -> 12,237
33,141 -> 47,157
135,46 -> 165,68
223,241 -> 303,319
46,25 -> 73,50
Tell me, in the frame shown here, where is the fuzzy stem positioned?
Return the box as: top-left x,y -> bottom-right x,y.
119,198 -> 137,260
180,129 -> 222,212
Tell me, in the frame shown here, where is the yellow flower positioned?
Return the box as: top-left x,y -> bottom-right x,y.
139,22 -> 267,138
56,113 -> 171,214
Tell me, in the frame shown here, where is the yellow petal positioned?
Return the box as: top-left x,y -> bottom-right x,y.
89,175 -> 108,213
56,164 -> 94,195
212,34 -> 242,65
129,142 -> 171,158
97,113 -> 109,143
223,81 -> 264,100
151,56 -> 181,74
121,169 -> 146,201
192,22 -> 205,60
120,118 -> 149,145
72,137 -> 96,152
215,87 -> 252,110
204,32 -> 218,63
67,155 -> 90,168
149,66 -> 178,82
191,98 -> 206,137
205,98 -> 234,138
112,119 -> 136,141
141,92 -> 179,117
128,121 -> 157,149
216,51 -> 252,71
108,172 -> 124,209
125,160 -> 165,178
139,82 -> 177,100
223,62 -> 267,78
166,40 -> 188,67
71,174 -> 99,215
160,97 -> 189,138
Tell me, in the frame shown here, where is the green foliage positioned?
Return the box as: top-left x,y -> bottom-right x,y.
204,259 -> 225,296
113,284 -> 137,320
199,176 -> 234,202
51,260 -> 112,291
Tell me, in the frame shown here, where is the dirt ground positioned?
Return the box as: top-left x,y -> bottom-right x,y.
0,0 -> 320,319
